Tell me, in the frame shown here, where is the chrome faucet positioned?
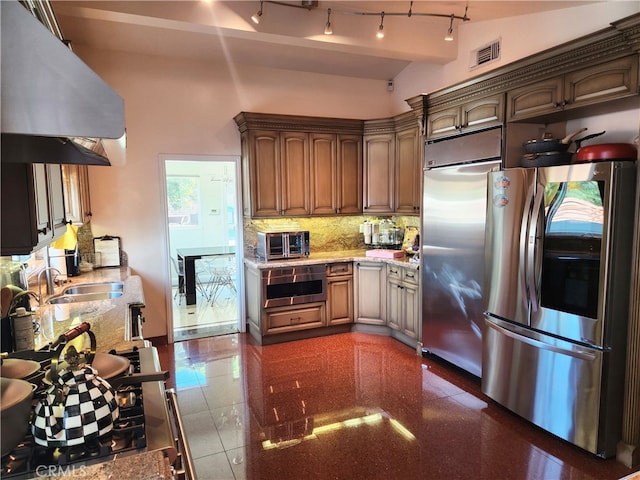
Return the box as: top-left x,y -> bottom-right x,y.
37,267 -> 62,305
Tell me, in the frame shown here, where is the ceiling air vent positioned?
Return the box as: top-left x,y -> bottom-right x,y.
470,39 -> 501,70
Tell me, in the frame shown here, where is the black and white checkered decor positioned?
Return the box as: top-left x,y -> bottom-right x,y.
32,366 -> 120,447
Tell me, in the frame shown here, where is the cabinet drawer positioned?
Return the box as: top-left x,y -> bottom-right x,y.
264,302 -> 325,334
327,262 -> 353,276
386,264 -> 402,281
402,268 -> 419,286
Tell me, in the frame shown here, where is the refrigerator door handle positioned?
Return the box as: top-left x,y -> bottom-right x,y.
485,318 -> 597,361
519,180 -> 536,310
527,187 -> 544,312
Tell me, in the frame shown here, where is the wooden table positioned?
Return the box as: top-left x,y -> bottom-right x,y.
176,246 -> 235,305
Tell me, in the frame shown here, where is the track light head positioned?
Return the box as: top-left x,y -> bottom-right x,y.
324,8 -> 333,35
251,0 -> 263,24
444,14 -> 454,41
376,12 -> 385,39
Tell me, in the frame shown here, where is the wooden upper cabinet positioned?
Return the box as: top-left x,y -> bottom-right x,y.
564,56 -> 639,108
336,134 -> 362,214
280,132 -> 310,216
235,112 -> 364,218
309,133 -> 363,215
363,133 -> 395,214
248,130 -> 280,217
507,56 -> 638,121
394,126 -> 421,214
427,93 -> 503,138
1,163 -> 66,256
62,164 -> 92,224
507,78 -> 563,121
310,133 -> 337,215
48,164 -> 67,239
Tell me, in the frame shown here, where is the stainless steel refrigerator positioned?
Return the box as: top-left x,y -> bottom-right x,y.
482,161 -> 637,457
421,127 -> 502,378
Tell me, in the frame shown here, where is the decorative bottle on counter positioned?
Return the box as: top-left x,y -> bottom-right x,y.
11,307 -> 34,351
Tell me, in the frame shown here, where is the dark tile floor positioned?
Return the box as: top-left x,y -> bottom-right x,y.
156,332 -> 640,480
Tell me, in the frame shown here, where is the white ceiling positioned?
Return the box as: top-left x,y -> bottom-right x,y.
51,1 -> 603,80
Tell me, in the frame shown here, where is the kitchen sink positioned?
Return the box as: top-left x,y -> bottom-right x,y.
46,291 -> 123,304
62,282 -> 124,295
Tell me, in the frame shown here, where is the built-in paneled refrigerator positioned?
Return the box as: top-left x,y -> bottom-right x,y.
421,127 -> 502,378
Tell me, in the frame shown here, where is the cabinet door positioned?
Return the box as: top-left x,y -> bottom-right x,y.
507,77 -> 564,121
280,131 -> 310,216
310,133 -> 337,215
327,276 -> 353,325
249,130 -> 280,217
426,106 -> 460,138
62,165 -> 82,223
240,132 -> 252,217
48,164 -> 67,239
463,94 -> 504,130
354,261 -> 386,325
394,127 -> 421,214
387,276 -> 402,331
363,134 -> 394,214
0,163 -> 37,255
337,134 -> 362,214
402,280 -> 420,339
33,163 -> 52,245
565,56 -> 639,109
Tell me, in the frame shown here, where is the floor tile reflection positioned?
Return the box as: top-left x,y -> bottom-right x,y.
157,333 -> 639,480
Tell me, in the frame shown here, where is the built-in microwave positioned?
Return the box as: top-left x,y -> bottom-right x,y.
256,231 -> 310,261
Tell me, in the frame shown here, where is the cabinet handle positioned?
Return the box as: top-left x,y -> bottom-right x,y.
291,316 -> 301,324
406,272 -> 415,279
38,227 -> 48,235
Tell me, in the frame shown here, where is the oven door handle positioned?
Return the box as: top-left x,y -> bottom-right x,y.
166,388 -> 196,480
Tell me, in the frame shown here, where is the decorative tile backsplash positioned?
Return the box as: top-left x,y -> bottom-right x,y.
243,215 -> 419,257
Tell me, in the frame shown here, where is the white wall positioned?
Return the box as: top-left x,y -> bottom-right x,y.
391,2 -> 640,111
75,3 -> 639,339
76,49 -> 394,338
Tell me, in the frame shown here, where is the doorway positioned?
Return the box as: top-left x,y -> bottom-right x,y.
161,156 -> 243,343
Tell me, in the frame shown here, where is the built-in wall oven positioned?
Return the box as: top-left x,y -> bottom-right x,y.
261,264 -> 326,308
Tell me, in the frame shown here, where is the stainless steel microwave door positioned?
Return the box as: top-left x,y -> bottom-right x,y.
485,168 -> 535,327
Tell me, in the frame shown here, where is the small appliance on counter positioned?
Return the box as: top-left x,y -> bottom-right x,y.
257,230 -> 310,261
359,219 -> 404,250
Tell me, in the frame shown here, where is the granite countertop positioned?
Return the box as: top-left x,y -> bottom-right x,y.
244,249 -> 420,270
47,450 -> 172,479
31,267 -> 147,353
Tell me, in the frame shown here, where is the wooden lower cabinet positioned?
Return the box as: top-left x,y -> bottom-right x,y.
386,265 -> 420,341
263,302 -> 326,335
354,261 -> 386,325
326,262 -> 353,325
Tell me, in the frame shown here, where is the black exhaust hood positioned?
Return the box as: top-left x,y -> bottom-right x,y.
1,134 -> 111,166
0,1 -> 125,166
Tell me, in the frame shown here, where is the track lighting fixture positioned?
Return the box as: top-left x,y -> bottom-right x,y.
444,14 -> 454,41
251,0 -> 263,25
249,1 -> 469,41
324,8 -> 333,35
376,12 -> 385,39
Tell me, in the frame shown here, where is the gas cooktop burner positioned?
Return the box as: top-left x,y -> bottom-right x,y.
1,348 -> 149,479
